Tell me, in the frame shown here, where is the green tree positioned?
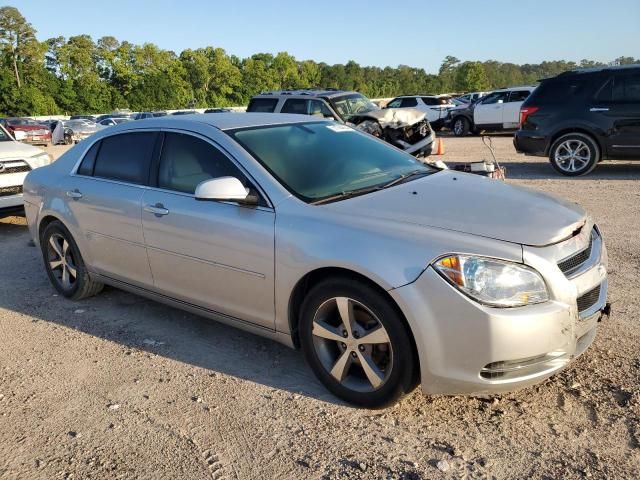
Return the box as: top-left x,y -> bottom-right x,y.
0,6 -> 37,88
455,62 -> 490,92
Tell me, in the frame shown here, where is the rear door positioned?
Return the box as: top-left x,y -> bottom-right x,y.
592,71 -> 640,157
502,90 -> 532,128
141,131 -> 276,329
66,132 -> 158,287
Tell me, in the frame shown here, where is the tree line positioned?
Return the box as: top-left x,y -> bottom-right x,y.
0,6 -> 637,116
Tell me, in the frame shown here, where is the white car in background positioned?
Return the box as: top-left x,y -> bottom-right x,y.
0,125 -> 52,217
445,86 -> 536,136
384,95 -> 456,130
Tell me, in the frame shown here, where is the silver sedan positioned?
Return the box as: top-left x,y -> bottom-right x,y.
23,113 -> 609,407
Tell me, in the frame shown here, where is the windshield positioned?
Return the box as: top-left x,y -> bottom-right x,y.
230,122 -> 434,203
329,94 -> 379,121
0,126 -> 12,141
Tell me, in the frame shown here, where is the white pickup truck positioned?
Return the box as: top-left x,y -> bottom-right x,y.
0,126 -> 52,217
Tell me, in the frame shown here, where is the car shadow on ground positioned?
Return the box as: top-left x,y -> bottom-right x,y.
0,219 -> 342,405
496,160 -> 640,181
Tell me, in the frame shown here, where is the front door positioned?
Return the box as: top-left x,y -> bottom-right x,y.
141,131 -> 276,329
474,91 -> 510,127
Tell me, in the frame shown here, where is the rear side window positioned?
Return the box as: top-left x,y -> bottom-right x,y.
421,97 -> 438,106
281,99 -> 309,115
400,97 -> 418,108
612,74 -> 640,102
508,90 -> 531,103
157,133 -> 245,194
532,77 -> 588,105
93,132 -> 157,185
77,141 -> 101,176
247,98 -> 278,113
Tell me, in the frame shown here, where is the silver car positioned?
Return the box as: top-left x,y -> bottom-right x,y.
23,113 -> 609,407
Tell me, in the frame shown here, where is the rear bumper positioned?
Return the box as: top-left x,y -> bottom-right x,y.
514,131 -> 548,156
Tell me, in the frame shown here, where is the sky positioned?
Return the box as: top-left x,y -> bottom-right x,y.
6,0 -> 640,73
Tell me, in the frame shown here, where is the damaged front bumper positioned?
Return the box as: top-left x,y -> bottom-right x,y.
389,225 -> 609,396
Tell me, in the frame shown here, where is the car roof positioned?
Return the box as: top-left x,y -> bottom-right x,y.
102,112 -> 326,132
253,89 -> 357,98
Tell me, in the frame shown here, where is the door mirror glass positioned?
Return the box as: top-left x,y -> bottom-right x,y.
195,177 -> 257,205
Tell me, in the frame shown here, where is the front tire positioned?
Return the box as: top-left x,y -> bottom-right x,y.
549,133 -> 600,176
299,278 -> 417,408
452,117 -> 470,136
41,221 -> 104,300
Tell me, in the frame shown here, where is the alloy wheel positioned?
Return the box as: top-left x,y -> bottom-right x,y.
311,297 -> 393,392
553,139 -> 592,173
454,119 -> 464,135
46,233 -> 78,290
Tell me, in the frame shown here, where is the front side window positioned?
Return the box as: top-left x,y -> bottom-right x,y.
507,90 -> 531,103
157,133 -> 245,194
281,99 -> 308,115
387,98 -> 402,108
480,92 -> 510,105
93,132 -> 157,184
309,100 -> 337,119
231,122 -> 434,203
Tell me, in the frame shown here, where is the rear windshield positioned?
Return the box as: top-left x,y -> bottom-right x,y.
247,98 -> 279,113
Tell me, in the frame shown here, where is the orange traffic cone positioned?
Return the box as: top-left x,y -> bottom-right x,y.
434,138 -> 445,155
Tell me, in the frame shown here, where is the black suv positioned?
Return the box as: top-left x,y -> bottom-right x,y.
515,65 -> 640,176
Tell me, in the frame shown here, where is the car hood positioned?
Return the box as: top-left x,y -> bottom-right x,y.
9,124 -> 48,131
0,140 -> 44,159
323,170 -> 586,247
350,108 -> 427,128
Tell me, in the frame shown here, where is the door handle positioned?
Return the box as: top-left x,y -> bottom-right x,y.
144,203 -> 170,216
590,107 -> 609,112
66,189 -> 83,200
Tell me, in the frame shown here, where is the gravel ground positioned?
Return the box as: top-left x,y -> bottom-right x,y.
1,137 -> 639,479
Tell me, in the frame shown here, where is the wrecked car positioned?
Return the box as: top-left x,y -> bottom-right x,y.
247,89 -> 434,156
63,119 -> 103,143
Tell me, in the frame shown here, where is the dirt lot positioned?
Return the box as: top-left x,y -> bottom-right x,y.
1,136 -> 639,480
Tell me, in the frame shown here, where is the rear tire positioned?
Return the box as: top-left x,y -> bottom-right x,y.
549,133 -> 599,176
299,277 -> 417,408
452,117 -> 470,136
41,220 -> 104,300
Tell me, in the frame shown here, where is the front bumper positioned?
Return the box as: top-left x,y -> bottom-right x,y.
0,191 -> 25,216
403,132 -> 435,157
390,238 -> 608,395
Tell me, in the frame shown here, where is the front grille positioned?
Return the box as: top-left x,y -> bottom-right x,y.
577,284 -> 601,313
0,161 -> 31,174
558,233 -> 593,275
0,185 -> 23,197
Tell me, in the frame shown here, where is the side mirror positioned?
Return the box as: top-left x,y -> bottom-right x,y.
13,130 -> 26,141
195,177 -> 258,205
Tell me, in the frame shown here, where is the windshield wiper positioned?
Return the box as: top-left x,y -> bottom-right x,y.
312,185 -> 383,205
380,169 -> 433,189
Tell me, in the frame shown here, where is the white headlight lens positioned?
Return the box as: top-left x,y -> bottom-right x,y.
29,152 -> 52,168
434,255 -> 548,307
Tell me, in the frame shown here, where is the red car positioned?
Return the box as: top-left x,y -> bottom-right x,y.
0,118 -> 52,146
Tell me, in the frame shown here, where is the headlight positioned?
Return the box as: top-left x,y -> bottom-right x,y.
434,255 -> 548,307
29,151 -> 53,168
